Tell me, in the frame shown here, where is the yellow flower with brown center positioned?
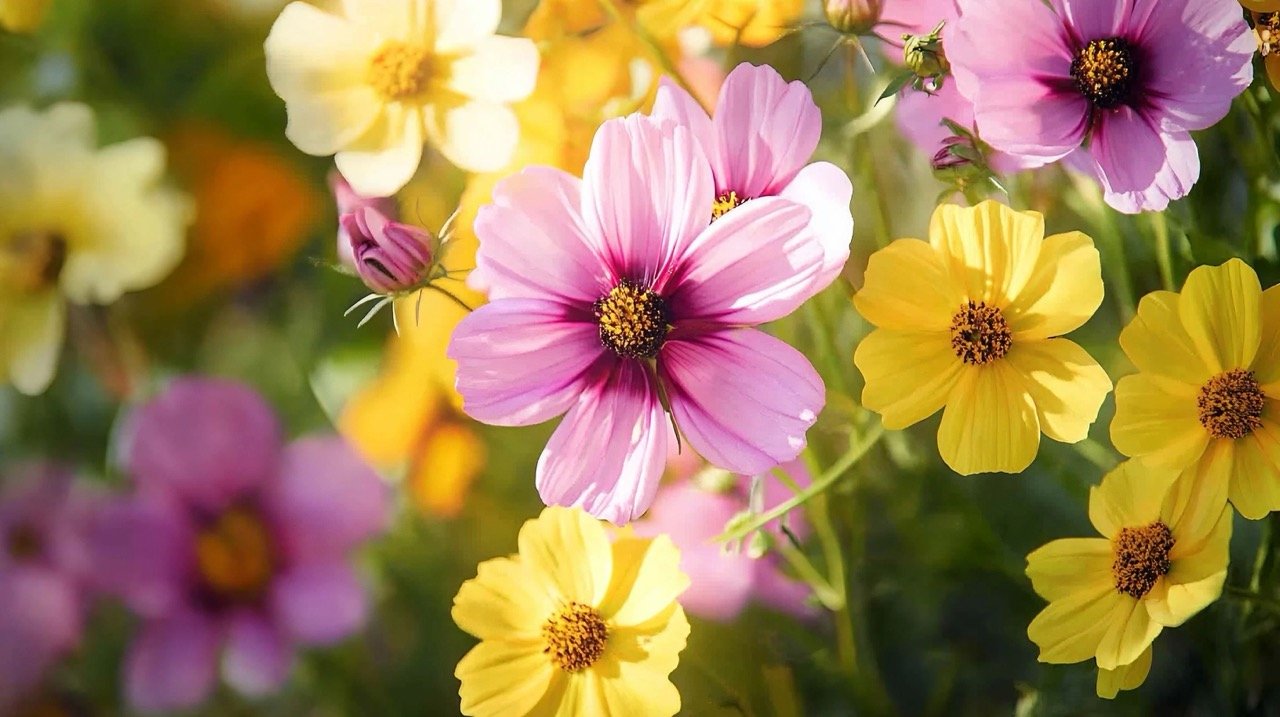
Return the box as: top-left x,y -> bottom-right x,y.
853,201 -> 1112,475
452,507 -> 690,716
1111,259 -> 1280,519
1026,460 -> 1231,698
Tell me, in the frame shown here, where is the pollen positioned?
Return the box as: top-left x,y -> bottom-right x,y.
1197,369 -> 1266,440
542,602 -> 608,672
195,506 -> 275,602
711,191 -> 746,221
366,42 -> 434,101
1111,521 -> 1174,599
949,300 -> 1012,365
1070,37 -> 1138,110
594,279 -> 670,359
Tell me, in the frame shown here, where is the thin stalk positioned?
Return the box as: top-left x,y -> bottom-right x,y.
1149,212 -> 1175,292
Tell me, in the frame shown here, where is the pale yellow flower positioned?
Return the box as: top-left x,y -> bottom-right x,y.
264,0 -> 539,196
0,103 -> 190,395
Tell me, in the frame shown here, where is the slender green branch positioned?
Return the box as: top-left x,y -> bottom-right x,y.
1149,212 -> 1175,292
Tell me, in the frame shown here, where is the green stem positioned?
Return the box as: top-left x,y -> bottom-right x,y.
1149,212 -> 1175,292
1096,208 -> 1137,325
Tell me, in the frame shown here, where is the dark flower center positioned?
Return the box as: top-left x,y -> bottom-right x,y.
194,506 -> 275,603
711,191 -> 746,221
542,602 -> 608,672
1071,37 -> 1138,109
1257,13 -> 1280,58
2,230 -> 67,294
1112,521 -> 1174,599
949,300 -> 1011,365
594,279 -> 670,359
6,522 -> 42,561
1197,369 -> 1266,440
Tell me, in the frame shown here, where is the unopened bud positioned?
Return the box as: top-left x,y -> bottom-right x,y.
931,136 -> 972,175
824,0 -> 882,35
330,170 -> 399,268
341,207 -> 434,295
903,23 -> 950,85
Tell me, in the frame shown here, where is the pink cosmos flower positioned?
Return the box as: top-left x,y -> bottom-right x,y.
88,378 -> 389,713
949,0 -> 1254,213
651,62 -> 853,294
632,461 -> 815,621
451,112 -> 833,524
0,464 -> 91,709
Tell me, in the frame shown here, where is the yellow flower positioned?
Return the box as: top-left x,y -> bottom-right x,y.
690,0 -> 804,47
0,103 -> 190,395
453,507 -> 691,716
1111,259 -> 1280,520
853,201 -> 1112,475
0,0 -> 50,33
264,0 -> 539,196
1025,460 -> 1232,698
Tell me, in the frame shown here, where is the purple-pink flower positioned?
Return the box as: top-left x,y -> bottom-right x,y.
88,378 -> 389,713
340,204 -> 435,295
330,170 -> 398,268
452,109 -> 838,525
949,0 -> 1254,213
0,464 -> 91,708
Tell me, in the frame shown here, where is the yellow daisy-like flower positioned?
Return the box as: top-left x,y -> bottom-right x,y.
453,507 -> 690,717
853,201 -> 1112,475
264,0 -> 539,196
1111,259 -> 1280,520
0,103 -> 191,395
1026,460 -> 1232,698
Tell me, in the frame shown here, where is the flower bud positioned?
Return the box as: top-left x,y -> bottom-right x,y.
340,206 -> 434,295
903,25 -> 950,83
824,0 -> 882,35
329,170 -> 398,268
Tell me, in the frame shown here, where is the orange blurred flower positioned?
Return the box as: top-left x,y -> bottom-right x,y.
1249,5 -> 1280,90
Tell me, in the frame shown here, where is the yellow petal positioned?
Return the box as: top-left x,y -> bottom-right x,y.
1178,259 -> 1263,374
597,536 -> 689,628
1119,290 -> 1213,386
0,0 -> 51,32
1005,338 -> 1111,444
0,291 -> 63,396
592,605 -> 689,717
854,329 -> 965,430
339,338 -> 442,466
928,201 -> 1043,308
1096,645 -> 1152,699
452,557 -> 555,641
425,99 -> 520,174
408,421 -> 485,518
1110,374 -> 1209,470
937,362 -> 1040,475
1025,538 -> 1113,601
1254,285 -> 1280,390
1087,460 -> 1179,539
1146,504 -> 1229,627
1094,595 -> 1162,670
1027,586 -> 1125,665
518,507 -> 614,606
456,639 -> 555,717
852,238 -> 959,332
430,0 -> 502,53
447,36 -> 539,104
692,0 -> 805,47
335,103 -> 424,197
1229,420 -> 1280,520
1006,231 -> 1103,340
1160,455 -> 1231,551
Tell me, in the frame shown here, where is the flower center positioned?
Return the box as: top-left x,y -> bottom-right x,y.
593,279 -> 670,359
6,522 -> 42,561
1197,369 -> 1266,440
194,506 -> 275,602
1258,13 -> 1280,58
542,602 -> 608,672
1111,521 -> 1174,599
1,230 -> 66,294
949,300 -> 1011,365
711,191 -> 746,221
366,42 -> 434,101
1070,37 -> 1138,110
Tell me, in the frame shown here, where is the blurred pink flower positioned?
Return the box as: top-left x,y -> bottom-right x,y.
330,170 -> 398,268
651,62 -> 853,293
0,464 -> 91,708
949,0 -> 1254,213
89,378 -> 389,713
452,113 -> 829,524
877,0 -> 953,44
632,463 -> 816,621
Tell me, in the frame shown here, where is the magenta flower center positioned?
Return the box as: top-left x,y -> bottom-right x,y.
1197,368 -> 1265,440
366,41 -> 434,101
711,191 -> 746,221
1,229 -> 67,295
949,300 -> 1011,365
593,279 -> 670,359
1070,37 -> 1138,110
1111,521 -> 1174,599
541,602 -> 608,672
194,506 -> 275,602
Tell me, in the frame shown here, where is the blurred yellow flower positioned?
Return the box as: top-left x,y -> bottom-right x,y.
1250,8 -> 1280,91
0,103 -> 190,395
0,0 -> 50,33
1026,460 -> 1231,698
853,201 -> 1111,475
453,507 -> 690,716
692,0 -> 804,47
264,0 -> 539,196
1111,259 -> 1280,520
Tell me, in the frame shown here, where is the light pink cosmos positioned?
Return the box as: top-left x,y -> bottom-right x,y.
451,111 -> 834,525
88,378 -> 389,713
949,0 -> 1254,213
651,62 -> 853,295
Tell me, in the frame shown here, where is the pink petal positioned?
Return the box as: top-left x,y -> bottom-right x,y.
668,197 -> 822,326
878,0 -> 958,47
472,166 -> 614,303
713,63 -> 821,197
661,329 -> 824,475
123,378 -> 281,512
85,497 -> 193,618
580,115 -> 714,289
894,83 -> 1036,174
0,566 -> 82,699
1078,109 -> 1199,213
125,611 -> 220,713
222,611 -> 294,697
263,436 -> 389,564
751,562 -> 818,619
758,459 -> 812,541
777,162 -> 854,293
270,563 -> 368,645
651,77 -> 716,165
449,299 -> 605,426
1049,0 -> 1128,46
535,362 -> 667,525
